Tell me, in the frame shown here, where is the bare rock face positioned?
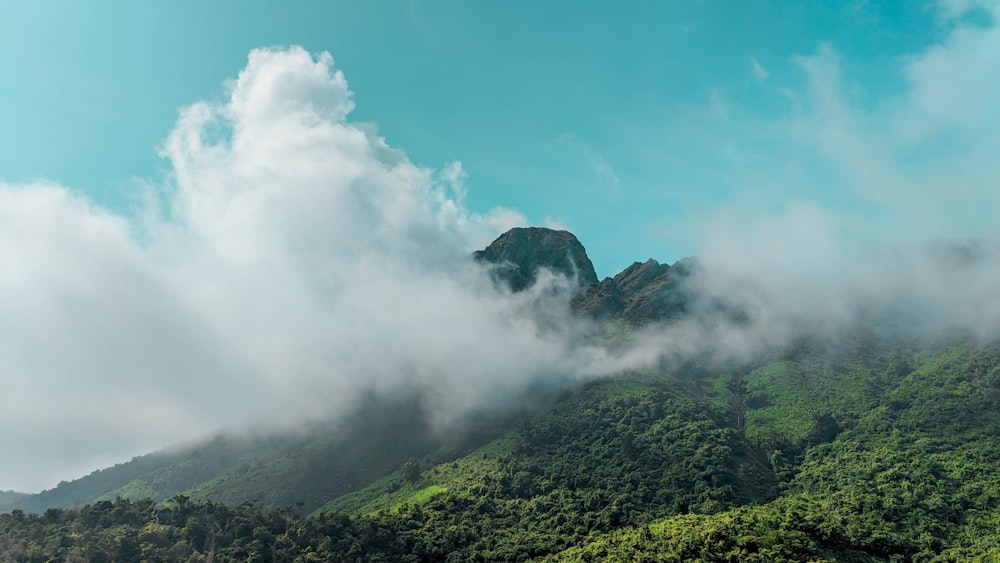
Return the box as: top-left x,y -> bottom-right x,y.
614,257 -> 697,324
574,257 -> 697,323
474,227 -> 599,292
475,226 -> 699,325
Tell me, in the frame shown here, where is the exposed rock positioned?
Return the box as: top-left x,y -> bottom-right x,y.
475,226 -> 699,325
570,257 -> 698,324
613,259 -> 671,295
474,227 -> 599,292
618,257 -> 697,324
572,277 -> 627,318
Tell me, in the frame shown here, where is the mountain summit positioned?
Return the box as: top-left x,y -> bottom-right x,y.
474,227 -> 599,291
6,230 -> 1000,560
474,226 -> 696,324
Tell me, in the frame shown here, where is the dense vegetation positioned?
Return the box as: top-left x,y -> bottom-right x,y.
4,340 -> 1000,561
0,394 -> 516,515
554,344 -> 1000,562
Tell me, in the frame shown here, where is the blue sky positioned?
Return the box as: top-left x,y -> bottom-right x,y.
3,1 -> 1000,492
4,0 -> 996,276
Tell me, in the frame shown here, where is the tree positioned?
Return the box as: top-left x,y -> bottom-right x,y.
403,458 -> 422,485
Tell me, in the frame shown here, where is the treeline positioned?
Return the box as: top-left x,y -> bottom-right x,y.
0,496 -> 384,562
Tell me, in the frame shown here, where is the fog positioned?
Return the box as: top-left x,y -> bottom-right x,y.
3,10 -> 1000,493
0,48 -> 606,492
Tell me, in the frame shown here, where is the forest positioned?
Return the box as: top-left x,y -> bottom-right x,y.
3,337 -> 1000,561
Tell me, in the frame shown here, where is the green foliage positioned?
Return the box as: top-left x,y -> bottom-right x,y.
312,372 -> 776,560
5,342 -> 1000,560
403,458 -> 422,485
8,394 -> 484,514
550,343 -> 1000,562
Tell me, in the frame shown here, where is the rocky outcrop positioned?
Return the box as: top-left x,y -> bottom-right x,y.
474,227 -> 599,292
475,226 -> 697,325
573,257 -> 697,324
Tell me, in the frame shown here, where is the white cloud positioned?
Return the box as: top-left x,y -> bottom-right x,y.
900,16 -> 1000,137
0,47 -> 601,492
780,21 -> 1000,242
583,148 -> 620,187
670,12 -> 1000,362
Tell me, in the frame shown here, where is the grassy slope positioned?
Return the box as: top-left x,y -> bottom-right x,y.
6,449 -> 198,515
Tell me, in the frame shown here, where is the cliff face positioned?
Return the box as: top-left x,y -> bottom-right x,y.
573,257 -> 697,324
475,227 -> 695,324
474,227 -> 599,292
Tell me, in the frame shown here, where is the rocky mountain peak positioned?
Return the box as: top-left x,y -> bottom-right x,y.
474,227 -> 599,292
613,259 -> 671,296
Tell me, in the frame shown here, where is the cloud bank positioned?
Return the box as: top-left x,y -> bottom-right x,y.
0,47 -> 605,492
573,0 -> 1000,378
628,0 -> 1000,369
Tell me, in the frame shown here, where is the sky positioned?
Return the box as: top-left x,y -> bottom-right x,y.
2,0 -> 1000,492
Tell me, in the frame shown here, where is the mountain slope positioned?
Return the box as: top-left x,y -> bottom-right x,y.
0,491 -> 27,514
3,227 -> 612,514
308,369 -> 777,560
5,227 -> 1000,560
4,393 -> 523,515
550,344 -> 1000,561
4,343 -> 1000,560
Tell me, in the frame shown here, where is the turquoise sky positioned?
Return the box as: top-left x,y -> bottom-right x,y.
1,0 -> 996,276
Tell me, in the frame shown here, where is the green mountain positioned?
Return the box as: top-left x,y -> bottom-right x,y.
0,491 -> 28,512
0,393 -> 526,515
3,228 -> 1000,561
3,341 -> 999,560
2,226 -> 696,515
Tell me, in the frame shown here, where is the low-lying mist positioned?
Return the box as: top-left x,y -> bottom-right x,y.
603,236 -> 1000,378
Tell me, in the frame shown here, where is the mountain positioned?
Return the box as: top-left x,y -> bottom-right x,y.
1,393 -> 525,515
476,226 -> 699,324
3,227 -> 1000,560
474,227 -> 599,291
573,257 -> 700,323
0,491 -> 27,513
4,341 -> 1000,560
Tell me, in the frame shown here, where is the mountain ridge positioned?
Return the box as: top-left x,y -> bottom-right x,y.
4,227 -> 1000,560
1,226 -> 700,513
4,226 -> 992,513
474,227 -> 599,291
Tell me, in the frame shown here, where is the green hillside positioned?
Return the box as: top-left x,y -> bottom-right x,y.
5,340 -> 1000,560
4,393 -> 526,515
4,230 -> 1000,560
550,344 -> 1000,561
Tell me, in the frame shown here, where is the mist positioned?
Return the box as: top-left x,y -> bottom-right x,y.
0,47 -> 608,492
3,12 -> 1000,493
586,4 -> 1000,374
